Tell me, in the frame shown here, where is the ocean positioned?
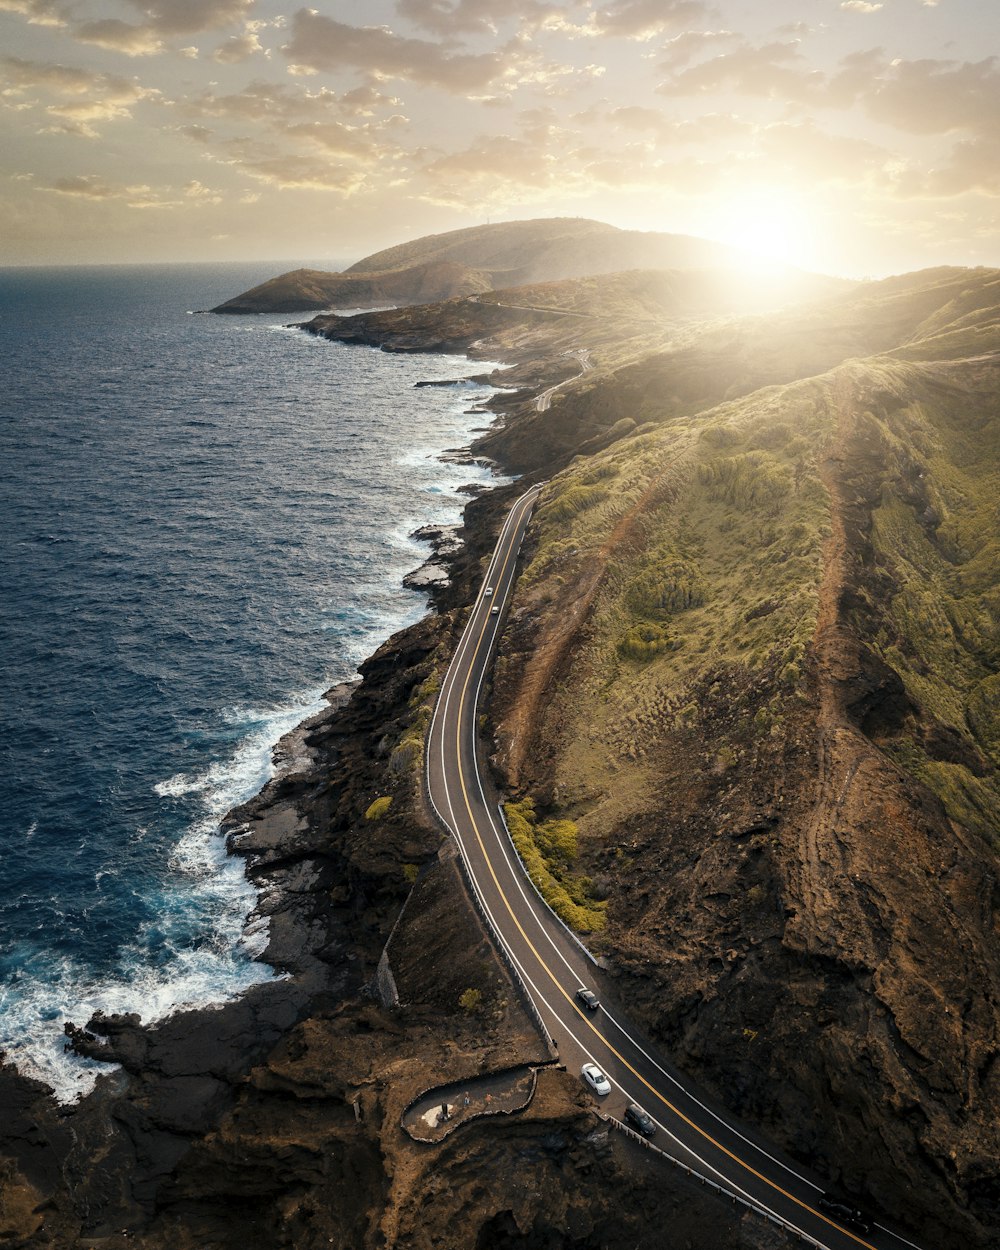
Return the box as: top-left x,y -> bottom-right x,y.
0,262 -> 504,1100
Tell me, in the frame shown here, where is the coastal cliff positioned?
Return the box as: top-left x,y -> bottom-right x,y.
1,261 -> 999,1248
0,484 -> 784,1249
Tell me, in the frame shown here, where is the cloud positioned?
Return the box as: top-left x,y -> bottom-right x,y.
584,0 -> 710,40
656,39 -> 823,103
889,136 -> 1000,198
658,30 -> 739,70
281,9 -> 514,92
75,20 -> 164,56
1,56 -> 158,134
418,133 -> 559,206
840,2 -> 882,12
44,174 -> 179,207
0,0 -> 66,27
340,84 -> 403,116
175,79 -> 397,128
74,0 -> 256,57
222,151 -> 372,193
125,0 -> 254,37
394,0 -> 565,36
860,56 -> 1000,135
212,32 -> 265,65
183,178 -> 222,203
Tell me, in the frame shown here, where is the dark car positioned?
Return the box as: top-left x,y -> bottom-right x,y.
575,987 -> 600,1011
623,1103 -> 656,1137
817,1195 -> 872,1234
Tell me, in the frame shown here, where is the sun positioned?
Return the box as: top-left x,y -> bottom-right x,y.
706,191 -> 813,272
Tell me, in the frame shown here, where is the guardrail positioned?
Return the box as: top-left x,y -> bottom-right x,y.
442,831 -> 557,1061
602,1114 -> 824,1248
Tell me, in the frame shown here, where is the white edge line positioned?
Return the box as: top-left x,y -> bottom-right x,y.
425,488 -> 836,1250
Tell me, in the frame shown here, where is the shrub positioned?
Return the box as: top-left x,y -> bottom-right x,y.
364,796 -> 393,821
458,988 -> 483,1013
618,622 -> 672,661
389,734 -> 423,774
542,483 -> 606,522
504,801 -> 606,932
697,451 -> 792,511
627,558 -> 707,617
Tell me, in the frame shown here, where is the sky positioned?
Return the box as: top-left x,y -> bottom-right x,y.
2,0 -> 998,275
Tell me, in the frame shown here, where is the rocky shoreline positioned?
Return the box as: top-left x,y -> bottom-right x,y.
0,327 -> 761,1248
6,274 -> 999,1247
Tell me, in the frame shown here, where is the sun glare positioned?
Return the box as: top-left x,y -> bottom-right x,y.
707,193 -> 813,272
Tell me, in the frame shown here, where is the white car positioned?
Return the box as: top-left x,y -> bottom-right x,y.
484,586 -> 494,596
581,1063 -> 611,1097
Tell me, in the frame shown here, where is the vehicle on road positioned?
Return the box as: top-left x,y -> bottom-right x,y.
817,1196 -> 872,1234
581,1063 -> 611,1096
484,586 -> 494,596
623,1103 -> 656,1137
575,987 -> 600,1011
490,605 -> 500,615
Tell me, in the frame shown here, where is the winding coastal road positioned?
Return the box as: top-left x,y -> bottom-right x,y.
426,485 -> 926,1250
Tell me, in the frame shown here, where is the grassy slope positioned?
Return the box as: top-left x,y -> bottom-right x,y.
497,262 -> 1000,880
843,354 -> 1000,845
483,265 -> 1000,1245
500,374 -> 834,841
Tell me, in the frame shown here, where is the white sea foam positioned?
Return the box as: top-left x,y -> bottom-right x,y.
4,692 -> 334,1103
3,338 -> 511,1104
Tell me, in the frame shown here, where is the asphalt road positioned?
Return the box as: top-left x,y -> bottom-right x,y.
425,484 -> 927,1250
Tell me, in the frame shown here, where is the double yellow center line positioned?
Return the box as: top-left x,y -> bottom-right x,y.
436,488 -> 876,1250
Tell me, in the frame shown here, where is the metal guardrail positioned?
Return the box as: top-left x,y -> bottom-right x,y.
603,1114 -> 824,1248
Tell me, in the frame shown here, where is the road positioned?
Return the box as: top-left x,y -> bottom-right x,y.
425,484 -> 926,1250
535,348 -> 592,411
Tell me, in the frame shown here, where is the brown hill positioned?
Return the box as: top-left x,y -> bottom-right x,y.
210,257 -> 495,314
479,265 -> 1000,1248
211,217 -> 842,313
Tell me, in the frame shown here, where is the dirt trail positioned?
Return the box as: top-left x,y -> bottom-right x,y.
502,441 -> 692,788
787,367 -> 882,948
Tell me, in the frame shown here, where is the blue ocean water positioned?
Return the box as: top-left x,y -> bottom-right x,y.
0,263 -> 503,1098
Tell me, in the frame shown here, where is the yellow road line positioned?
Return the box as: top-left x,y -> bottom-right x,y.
439,496 -> 875,1250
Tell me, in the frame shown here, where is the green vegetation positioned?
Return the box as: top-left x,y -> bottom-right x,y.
853,360 -> 1000,846
512,372 -> 832,839
458,987 -> 483,1013
364,796 -> 393,821
618,622 -> 674,661
503,800 -> 606,933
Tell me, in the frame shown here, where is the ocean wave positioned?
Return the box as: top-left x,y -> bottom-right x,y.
1,277 -> 508,1101
0,930 -> 276,1103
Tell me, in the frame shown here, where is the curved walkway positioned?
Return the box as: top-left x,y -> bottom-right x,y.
402,1065 -> 538,1142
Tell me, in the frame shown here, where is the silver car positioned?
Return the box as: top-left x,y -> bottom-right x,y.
581,1063 -> 611,1096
